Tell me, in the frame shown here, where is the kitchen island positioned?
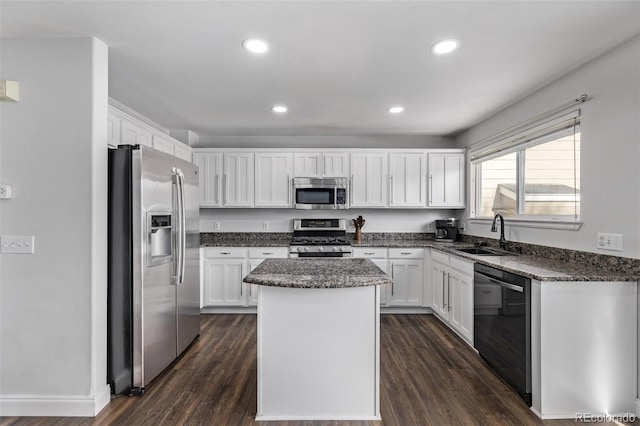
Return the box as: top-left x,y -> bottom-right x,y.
243,258 -> 391,421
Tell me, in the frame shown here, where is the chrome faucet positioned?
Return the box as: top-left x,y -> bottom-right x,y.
491,214 -> 507,250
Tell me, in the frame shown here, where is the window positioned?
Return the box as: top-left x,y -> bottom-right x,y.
470,111 -> 581,226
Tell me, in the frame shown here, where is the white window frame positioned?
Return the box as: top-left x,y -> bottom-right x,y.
468,110 -> 582,231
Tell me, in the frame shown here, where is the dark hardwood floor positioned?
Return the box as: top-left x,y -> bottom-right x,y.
1,314 -> 636,425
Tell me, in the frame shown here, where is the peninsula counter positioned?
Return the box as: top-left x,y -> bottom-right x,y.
243,258 -> 392,421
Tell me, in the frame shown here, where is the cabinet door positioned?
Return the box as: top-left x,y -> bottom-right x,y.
223,153 -> 254,207
350,153 -> 388,207
203,259 -> 246,306
107,113 -> 121,148
428,153 -> 465,207
389,260 -> 423,306
121,120 -> 152,147
255,153 -> 292,207
152,135 -> 174,155
294,153 -> 321,177
173,144 -> 192,162
193,153 -> 222,207
322,153 -> 349,177
389,153 -> 426,207
353,248 -> 389,306
449,270 -> 474,343
247,259 -> 264,306
432,261 -> 449,318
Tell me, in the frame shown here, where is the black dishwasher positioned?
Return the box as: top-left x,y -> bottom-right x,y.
474,263 -> 531,406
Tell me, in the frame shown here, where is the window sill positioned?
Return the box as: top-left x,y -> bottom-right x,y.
467,217 -> 583,231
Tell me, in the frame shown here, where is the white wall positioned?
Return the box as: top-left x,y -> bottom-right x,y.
455,35 -> 640,260
0,38 -> 110,416
200,208 -> 460,233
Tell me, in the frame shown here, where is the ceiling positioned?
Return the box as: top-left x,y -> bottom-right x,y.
1,1 -> 639,145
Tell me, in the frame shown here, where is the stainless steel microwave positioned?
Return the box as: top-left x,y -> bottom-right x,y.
292,177 -> 349,210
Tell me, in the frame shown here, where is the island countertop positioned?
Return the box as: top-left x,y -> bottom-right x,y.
243,258 -> 392,289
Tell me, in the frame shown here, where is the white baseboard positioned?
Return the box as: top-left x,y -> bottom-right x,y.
0,385 -> 111,417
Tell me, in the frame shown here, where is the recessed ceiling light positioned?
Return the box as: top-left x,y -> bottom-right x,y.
243,38 -> 269,54
431,39 -> 459,55
272,105 -> 288,113
388,106 -> 405,114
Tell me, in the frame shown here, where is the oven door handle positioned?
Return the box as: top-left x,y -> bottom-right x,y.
475,271 -> 524,293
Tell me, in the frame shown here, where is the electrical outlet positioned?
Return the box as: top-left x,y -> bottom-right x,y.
263,221 -> 269,230
1,235 -> 35,254
597,233 -> 623,251
214,221 -> 221,230
0,184 -> 12,199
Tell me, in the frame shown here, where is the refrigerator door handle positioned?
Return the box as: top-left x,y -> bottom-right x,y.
173,167 -> 186,285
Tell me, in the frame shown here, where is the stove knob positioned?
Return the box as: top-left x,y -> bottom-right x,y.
304,247 -> 311,252
318,246 -> 324,252
332,247 -> 339,252
297,247 -> 304,252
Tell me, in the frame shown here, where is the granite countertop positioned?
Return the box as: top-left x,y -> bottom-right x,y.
201,239 -> 290,248
243,258 -> 393,289
202,233 -> 639,283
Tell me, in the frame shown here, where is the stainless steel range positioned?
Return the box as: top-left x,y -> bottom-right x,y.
289,218 -> 352,258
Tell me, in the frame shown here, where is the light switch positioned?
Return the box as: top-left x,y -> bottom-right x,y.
0,184 -> 12,199
1,235 -> 35,254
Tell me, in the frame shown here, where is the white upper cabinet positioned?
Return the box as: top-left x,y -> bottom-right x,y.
152,134 -> 174,155
107,112 -> 121,148
293,152 -> 349,177
193,153 -> 222,207
322,153 -> 349,177
255,153 -> 293,207
428,152 -> 465,208
121,120 -> 152,147
173,144 -> 192,162
223,153 -> 254,207
350,153 -> 388,207
109,106 -> 193,162
389,153 -> 427,207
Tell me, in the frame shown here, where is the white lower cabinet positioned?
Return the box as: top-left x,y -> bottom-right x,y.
388,249 -> 424,306
353,247 -> 425,307
430,250 -> 474,344
353,248 -> 389,305
202,246 -> 288,309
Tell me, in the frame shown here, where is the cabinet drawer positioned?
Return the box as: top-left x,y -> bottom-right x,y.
388,248 -> 424,259
352,247 -> 387,258
248,247 -> 289,258
203,247 -> 247,258
474,283 -> 502,307
431,249 -> 450,265
450,255 -> 474,276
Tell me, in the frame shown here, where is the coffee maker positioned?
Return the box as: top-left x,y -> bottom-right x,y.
434,218 -> 459,242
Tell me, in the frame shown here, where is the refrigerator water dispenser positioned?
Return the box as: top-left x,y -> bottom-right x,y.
147,213 -> 172,266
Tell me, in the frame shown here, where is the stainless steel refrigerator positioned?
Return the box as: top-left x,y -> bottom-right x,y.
108,144 -> 200,395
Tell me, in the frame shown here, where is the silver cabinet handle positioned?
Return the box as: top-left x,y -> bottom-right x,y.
442,271 -> 446,309
390,174 -> 394,204
447,273 -> 451,311
214,173 -> 219,204
429,173 -> 435,205
262,252 -> 273,256
350,174 -> 354,205
391,264 -> 394,296
287,174 -> 291,205
223,173 -> 227,205
400,252 -> 412,255
220,252 -> 231,255
364,252 -> 375,255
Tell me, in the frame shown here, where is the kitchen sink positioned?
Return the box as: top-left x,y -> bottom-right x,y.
455,247 -> 512,256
